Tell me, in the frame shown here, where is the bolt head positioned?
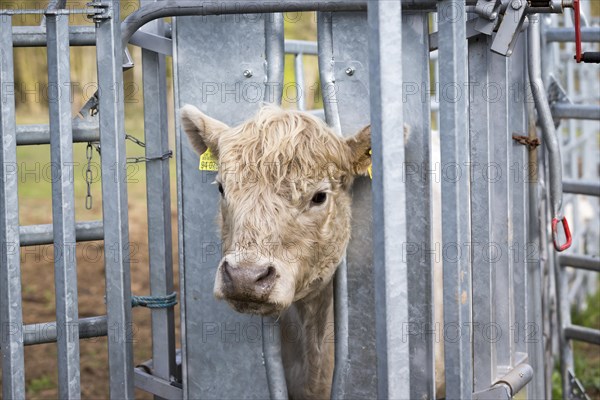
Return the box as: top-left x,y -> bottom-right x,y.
345,67 -> 355,76
511,0 -> 522,9
243,69 -> 253,78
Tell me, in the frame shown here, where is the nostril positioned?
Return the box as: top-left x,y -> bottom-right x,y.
221,261 -> 233,283
255,266 -> 276,283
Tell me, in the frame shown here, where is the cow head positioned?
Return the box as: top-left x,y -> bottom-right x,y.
180,105 -> 371,316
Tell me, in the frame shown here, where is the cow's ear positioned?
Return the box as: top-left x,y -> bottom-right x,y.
180,104 -> 229,156
345,125 -> 371,176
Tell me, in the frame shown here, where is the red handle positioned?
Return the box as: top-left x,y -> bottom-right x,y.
552,217 -> 573,252
574,0 -> 582,63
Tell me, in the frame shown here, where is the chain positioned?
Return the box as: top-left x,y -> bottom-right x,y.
127,150 -> 173,164
512,134 -> 541,149
85,142 -> 94,210
83,133 -> 172,209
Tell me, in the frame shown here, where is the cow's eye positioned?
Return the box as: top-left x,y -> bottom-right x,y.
311,192 -> 327,205
218,183 -> 224,196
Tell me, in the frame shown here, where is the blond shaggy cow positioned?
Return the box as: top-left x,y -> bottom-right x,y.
181,104 -> 372,398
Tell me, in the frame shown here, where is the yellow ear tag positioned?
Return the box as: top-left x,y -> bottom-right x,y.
368,149 -> 372,179
199,148 -> 218,171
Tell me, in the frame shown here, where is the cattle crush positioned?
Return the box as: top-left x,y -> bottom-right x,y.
0,0 -> 599,399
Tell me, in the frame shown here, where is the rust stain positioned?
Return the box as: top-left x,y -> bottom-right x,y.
461,290 -> 468,305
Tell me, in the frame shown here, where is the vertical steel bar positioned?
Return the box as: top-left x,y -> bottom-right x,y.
489,50 -> 513,373
403,12 -> 435,399
438,1 -> 473,398
46,12 -> 81,399
294,54 -> 305,111
139,1 -> 177,394
368,2 -> 410,398
94,1 -> 135,398
525,78 -> 546,400
261,317 -> 288,400
316,13 -> 350,398
468,36 -> 495,392
0,16 -> 26,400
264,13 -> 284,104
509,36 -> 528,364
262,11 -> 288,399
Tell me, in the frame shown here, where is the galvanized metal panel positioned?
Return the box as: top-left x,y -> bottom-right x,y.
173,14 -> 280,399
46,13 -> 81,399
0,16 -> 26,400
94,1 -> 135,398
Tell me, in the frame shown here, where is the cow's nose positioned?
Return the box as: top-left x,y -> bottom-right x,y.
221,260 -> 277,300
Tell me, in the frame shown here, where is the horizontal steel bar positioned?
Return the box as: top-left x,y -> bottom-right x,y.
12,26 -> 95,47
545,27 -> 600,43
559,254 -> 600,272
551,103 -> 600,120
564,325 -> 600,345
16,122 -> 99,145
22,315 -> 107,346
562,179 -> 600,197
284,39 -> 318,55
0,9 -> 97,15
129,29 -> 173,56
134,368 -> 183,399
19,220 -> 103,247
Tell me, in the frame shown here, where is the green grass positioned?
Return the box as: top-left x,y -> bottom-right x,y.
552,287 -> 600,399
27,375 -> 55,395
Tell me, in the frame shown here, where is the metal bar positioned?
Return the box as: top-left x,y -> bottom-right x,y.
489,44 -> 512,376
294,54 -> 305,111
403,12 -> 435,399
139,2 -> 177,396
130,28 -> 173,56
23,315 -> 108,346
545,27 -> 600,42
19,220 -> 103,247
261,317 -> 288,399
551,103 -> 600,120
16,122 -> 99,145
564,325 -> 600,345
368,2 -> 410,398
509,35 -> 529,374
559,254 -> 600,271
95,1 -> 135,398
262,12 -> 288,399
315,14 -> 350,395
528,15 -> 564,219
0,16 -> 26,400
438,0 -> 473,398
468,35 -> 495,392
134,368 -> 183,399
12,25 -> 96,47
120,1 -> 368,48
285,39 -> 318,55
562,179 -> 600,196
46,13 -> 81,399
525,78 -> 546,400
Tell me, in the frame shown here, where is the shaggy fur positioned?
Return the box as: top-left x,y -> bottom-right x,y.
181,104 -> 371,399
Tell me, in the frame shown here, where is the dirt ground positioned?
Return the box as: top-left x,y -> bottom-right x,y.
14,176 -> 180,399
